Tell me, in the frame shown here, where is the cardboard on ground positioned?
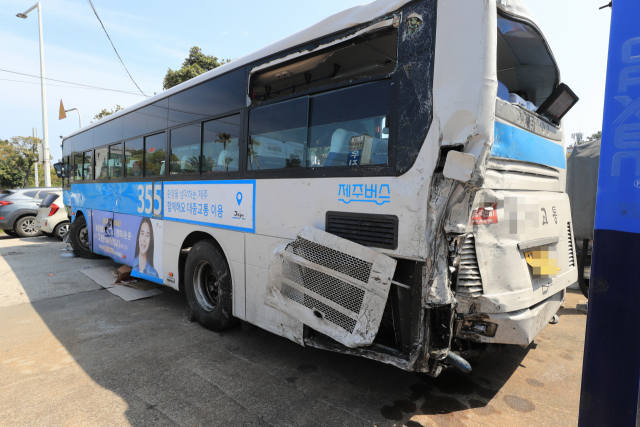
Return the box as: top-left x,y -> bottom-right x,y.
81,265 -> 164,301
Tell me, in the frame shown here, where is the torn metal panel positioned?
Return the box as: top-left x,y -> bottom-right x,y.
443,151 -> 476,182
265,226 -> 397,348
304,331 -> 414,371
423,173 -> 455,307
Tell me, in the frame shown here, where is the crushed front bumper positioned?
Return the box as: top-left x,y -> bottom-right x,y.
454,289 -> 565,346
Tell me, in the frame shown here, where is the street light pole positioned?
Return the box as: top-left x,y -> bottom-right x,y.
64,108 -> 82,128
17,2 -> 51,187
33,128 -> 39,188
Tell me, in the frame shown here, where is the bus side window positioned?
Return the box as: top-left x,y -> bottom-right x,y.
83,150 -> 93,181
309,80 -> 391,167
170,125 -> 200,175
248,97 -> 308,170
125,138 -> 144,178
64,156 -> 71,187
203,114 -> 241,173
74,152 -> 84,181
95,147 -> 109,180
109,143 -> 123,179
145,132 -> 166,177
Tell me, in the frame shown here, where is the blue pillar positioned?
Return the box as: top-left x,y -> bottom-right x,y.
579,1 -> 640,426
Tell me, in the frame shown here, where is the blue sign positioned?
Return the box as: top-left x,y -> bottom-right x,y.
579,2 -> 640,426
164,180 -> 256,233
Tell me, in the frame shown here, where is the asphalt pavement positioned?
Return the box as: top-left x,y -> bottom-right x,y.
0,233 -> 588,427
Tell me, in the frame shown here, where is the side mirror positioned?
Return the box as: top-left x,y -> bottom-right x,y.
53,162 -> 72,178
53,162 -> 63,178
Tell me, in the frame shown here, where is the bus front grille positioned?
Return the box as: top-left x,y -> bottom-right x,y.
456,234 -> 483,298
567,222 -> 575,268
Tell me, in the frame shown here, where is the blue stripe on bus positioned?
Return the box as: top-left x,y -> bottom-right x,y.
492,121 -> 566,169
69,183 -> 155,217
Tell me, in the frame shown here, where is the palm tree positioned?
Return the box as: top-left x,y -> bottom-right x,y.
215,132 -> 232,172
248,137 -> 261,170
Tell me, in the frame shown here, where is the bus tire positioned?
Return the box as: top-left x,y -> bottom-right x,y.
68,215 -> 101,259
185,240 -> 236,332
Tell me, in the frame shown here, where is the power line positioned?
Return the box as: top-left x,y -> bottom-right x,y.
0,77 -> 147,96
86,0 -> 148,98
0,68 -> 146,96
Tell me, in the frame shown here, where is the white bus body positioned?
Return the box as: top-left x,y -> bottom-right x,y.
61,0 -> 578,375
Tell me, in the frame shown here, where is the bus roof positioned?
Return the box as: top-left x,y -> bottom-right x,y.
63,0 -> 539,140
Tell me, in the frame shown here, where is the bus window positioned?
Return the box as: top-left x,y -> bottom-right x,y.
109,143 -> 123,179
170,124 -> 201,175
73,152 -> 83,181
168,69 -> 245,127
63,156 -> 70,189
248,97 -> 308,170
145,132 -> 166,177
82,150 -> 93,180
309,80 -> 391,167
94,147 -> 109,180
496,14 -> 558,110
125,138 -> 144,177
202,114 -> 241,173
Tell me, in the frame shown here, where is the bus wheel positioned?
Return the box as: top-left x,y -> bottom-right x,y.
185,240 -> 236,332
68,215 -> 101,259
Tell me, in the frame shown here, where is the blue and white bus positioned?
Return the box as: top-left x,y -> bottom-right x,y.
57,0 -> 579,375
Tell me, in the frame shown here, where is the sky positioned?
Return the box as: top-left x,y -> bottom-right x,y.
1,0 -> 612,163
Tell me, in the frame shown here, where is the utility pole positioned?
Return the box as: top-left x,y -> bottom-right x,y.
33,128 -> 39,188
17,2 -> 51,187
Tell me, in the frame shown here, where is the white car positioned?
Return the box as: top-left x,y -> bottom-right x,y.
35,192 -> 70,240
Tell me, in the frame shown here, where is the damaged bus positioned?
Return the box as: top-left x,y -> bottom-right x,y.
57,0 -> 579,376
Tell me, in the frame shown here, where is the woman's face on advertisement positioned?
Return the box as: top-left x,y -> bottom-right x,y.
139,222 -> 151,256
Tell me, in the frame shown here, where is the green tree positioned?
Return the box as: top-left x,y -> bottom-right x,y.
92,105 -> 123,123
27,164 -> 61,188
0,139 -> 24,189
163,47 -> 232,90
585,131 -> 602,143
4,136 -> 40,188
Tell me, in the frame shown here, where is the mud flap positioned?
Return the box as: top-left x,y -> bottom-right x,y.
265,226 -> 397,348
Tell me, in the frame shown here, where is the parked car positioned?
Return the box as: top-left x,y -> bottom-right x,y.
35,192 -> 70,240
0,187 -> 63,237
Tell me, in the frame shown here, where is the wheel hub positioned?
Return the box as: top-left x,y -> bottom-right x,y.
57,224 -> 70,238
193,260 -> 219,312
21,219 -> 37,235
78,226 -> 90,249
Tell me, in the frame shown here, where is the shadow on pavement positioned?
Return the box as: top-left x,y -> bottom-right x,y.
0,233 -> 528,427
